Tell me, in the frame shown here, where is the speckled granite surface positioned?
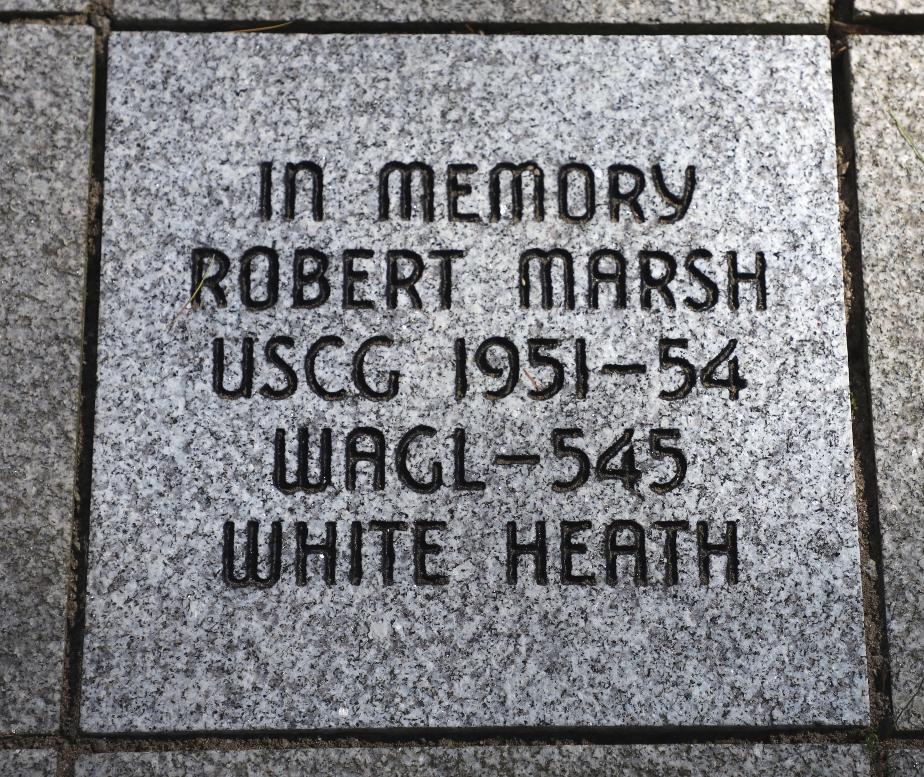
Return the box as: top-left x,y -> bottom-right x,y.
0,24 -> 93,734
0,750 -> 56,777
886,749 -> 924,776
855,1 -> 924,14
75,745 -> 872,777
112,0 -> 830,25
852,36 -> 924,731
0,0 -> 85,9
82,33 -> 866,732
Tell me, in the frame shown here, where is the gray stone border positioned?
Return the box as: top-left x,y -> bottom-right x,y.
1,2 -> 924,776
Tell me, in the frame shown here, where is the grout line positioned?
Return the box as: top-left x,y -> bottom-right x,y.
107,18 -> 826,35
884,733 -> 924,743
58,7 -> 110,767
7,731 -> 923,748
844,14 -> 924,34
0,11 -> 86,24
11,727 -> 919,749
5,10 -> 923,35
81,725 -> 869,745
56,747 -> 73,777
6,726 -> 881,754
1,0 -> 921,764
830,0 -> 895,770
2,733 -> 924,754
829,12 -> 892,777
832,0 -> 861,31
0,736 -> 65,750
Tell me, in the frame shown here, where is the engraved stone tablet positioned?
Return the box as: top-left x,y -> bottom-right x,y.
74,745 -> 873,777
112,0 -> 830,25
852,35 -> 924,730
83,33 -> 867,731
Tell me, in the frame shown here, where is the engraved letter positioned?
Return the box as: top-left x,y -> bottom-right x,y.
222,520 -> 282,588
489,161 -> 544,222
378,161 -> 435,221
519,248 -> 575,310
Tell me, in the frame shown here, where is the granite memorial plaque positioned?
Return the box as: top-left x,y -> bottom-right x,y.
851,36 -> 924,729
112,0 -> 831,26
0,24 -> 94,733
82,32 -> 867,731
74,745 -> 873,777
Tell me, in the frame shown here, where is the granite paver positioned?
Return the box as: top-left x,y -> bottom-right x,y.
0,1 -> 86,10
851,35 -> 924,730
112,0 -> 830,25
886,749 -> 924,776
855,1 -> 924,15
75,745 -> 872,777
0,23 -> 94,733
79,32 -> 867,732
0,750 -> 56,777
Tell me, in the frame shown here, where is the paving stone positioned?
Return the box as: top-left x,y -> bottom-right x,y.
886,749 -> 924,775
112,0 -> 831,25
855,1 -> 924,15
0,24 -> 94,733
81,32 -> 866,732
0,750 -> 56,777
75,745 -> 872,777
0,1 -> 86,10
851,36 -> 924,730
